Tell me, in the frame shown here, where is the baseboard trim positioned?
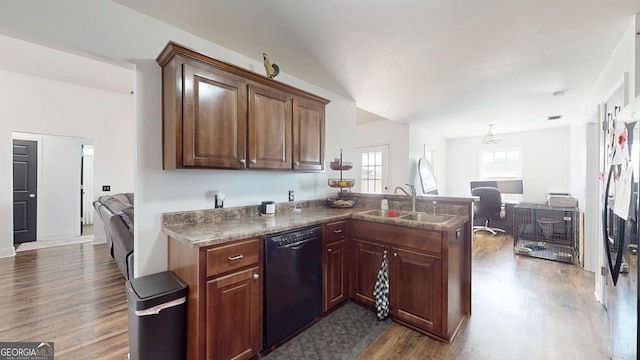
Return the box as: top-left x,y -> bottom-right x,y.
0,247 -> 16,258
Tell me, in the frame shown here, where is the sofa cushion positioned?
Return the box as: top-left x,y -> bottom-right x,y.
99,194 -> 134,231
120,207 -> 134,231
100,194 -> 132,212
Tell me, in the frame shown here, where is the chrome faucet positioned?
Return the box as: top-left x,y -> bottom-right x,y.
394,183 -> 417,212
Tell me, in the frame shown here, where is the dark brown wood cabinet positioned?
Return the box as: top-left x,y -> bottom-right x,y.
167,215 -> 471,358
169,237 -> 263,360
351,238 -> 388,309
206,266 -> 262,360
157,41 -> 329,171
293,98 -> 325,171
248,85 -> 291,169
350,219 -> 468,343
389,246 -> 443,335
158,53 -> 248,169
323,221 -> 348,311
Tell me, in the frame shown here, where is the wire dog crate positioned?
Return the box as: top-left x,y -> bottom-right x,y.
513,202 -> 579,264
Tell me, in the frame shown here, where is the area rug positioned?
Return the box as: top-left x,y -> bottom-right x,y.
263,301 -> 391,360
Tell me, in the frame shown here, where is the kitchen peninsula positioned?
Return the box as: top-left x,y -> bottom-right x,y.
164,194 -> 474,360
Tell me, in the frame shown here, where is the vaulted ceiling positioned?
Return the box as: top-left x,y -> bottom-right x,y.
115,0 -> 640,138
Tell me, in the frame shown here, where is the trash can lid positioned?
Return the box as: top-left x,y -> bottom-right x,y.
126,271 -> 188,310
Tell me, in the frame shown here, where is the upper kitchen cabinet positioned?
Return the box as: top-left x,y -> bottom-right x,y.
293,98 -> 325,171
181,62 -> 247,169
157,41 -> 330,171
248,85 -> 291,169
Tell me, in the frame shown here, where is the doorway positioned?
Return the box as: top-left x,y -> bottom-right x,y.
12,132 -> 94,248
358,144 -> 390,193
12,139 -> 38,243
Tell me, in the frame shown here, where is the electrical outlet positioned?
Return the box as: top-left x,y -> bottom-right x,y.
102,185 -> 111,191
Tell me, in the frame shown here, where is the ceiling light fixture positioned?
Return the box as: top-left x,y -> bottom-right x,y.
481,124 -> 502,144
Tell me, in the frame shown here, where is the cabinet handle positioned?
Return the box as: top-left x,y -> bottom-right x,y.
253,273 -> 259,280
383,250 -> 387,255
251,159 -> 257,164
239,159 -> 246,166
394,252 -> 397,257
294,161 -> 300,166
333,229 -> 343,234
228,254 -> 244,261
328,248 -> 332,252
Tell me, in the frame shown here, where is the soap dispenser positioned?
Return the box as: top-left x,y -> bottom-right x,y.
381,196 -> 389,211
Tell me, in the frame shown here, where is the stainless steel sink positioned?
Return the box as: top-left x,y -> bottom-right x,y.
358,209 -> 406,218
398,212 -> 454,223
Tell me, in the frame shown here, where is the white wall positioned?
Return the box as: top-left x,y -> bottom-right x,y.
409,123 -> 448,195
0,34 -> 135,258
356,120 -> 411,193
446,127 -> 571,202
0,1 -> 357,276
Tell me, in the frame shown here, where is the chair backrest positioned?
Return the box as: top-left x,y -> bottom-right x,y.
472,186 -> 502,220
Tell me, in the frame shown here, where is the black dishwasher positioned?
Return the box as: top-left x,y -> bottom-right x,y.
263,225 -> 323,349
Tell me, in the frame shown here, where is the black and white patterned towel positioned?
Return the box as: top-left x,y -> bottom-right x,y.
374,251 -> 389,321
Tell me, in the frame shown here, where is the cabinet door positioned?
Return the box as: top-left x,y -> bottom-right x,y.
206,266 -> 262,360
323,239 -> 347,311
248,85 -> 292,169
292,97 -> 325,171
389,247 -> 443,335
351,239 -> 388,309
183,63 -> 247,168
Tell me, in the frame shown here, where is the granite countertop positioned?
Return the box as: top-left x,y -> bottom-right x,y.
163,203 -> 468,248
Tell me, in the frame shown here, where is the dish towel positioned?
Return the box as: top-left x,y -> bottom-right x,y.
374,251 -> 389,321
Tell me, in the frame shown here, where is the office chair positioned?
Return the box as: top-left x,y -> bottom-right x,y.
472,186 -> 506,235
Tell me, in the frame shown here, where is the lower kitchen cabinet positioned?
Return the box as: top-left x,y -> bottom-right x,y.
323,220 -> 349,311
323,239 -> 347,311
351,239 -> 388,309
167,216 -> 471,359
168,236 -> 263,360
350,219 -> 468,343
206,266 -> 262,360
389,247 -> 442,335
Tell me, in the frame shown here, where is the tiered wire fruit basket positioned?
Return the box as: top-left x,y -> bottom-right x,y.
326,149 -> 357,208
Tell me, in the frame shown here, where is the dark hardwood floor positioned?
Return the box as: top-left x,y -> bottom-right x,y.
0,242 -> 129,359
0,232 -> 634,359
359,232 -> 636,360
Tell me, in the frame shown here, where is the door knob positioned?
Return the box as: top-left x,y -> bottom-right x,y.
29,194 -> 36,198
253,273 -> 260,280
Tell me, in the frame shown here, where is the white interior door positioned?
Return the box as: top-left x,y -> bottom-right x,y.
357,145 -> 390,194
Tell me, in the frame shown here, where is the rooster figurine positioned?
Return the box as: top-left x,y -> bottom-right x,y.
263,52 -> 280,79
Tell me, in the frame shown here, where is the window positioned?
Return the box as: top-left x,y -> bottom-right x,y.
359,145 -> 389,193
480,149 -> 521,179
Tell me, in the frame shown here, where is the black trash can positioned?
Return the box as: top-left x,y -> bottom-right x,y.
126,271 -> 188,360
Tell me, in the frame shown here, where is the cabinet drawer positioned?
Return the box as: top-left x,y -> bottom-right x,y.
206,239 -> 260,278
326,221 -> 348,243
